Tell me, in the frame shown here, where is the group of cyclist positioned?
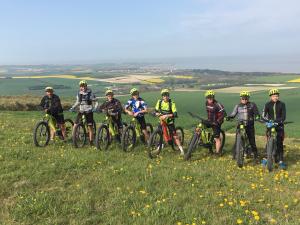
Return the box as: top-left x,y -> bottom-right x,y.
40,80 -> 287,169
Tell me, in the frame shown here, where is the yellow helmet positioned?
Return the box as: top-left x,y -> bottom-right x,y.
130,88 -> 139,95
269,88 -> 279,96
79,80 -> 87,86
240,90 -> 250,98
205,90 -> 215,98
161,88 -> 170,96
45,87 -> 54,92
105,89 -> 114,96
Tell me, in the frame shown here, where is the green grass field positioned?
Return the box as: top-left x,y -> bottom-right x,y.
1,86 -> 300,224
0,104 -> 300,224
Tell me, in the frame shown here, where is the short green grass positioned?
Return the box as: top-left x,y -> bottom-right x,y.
0,111 -> 300,225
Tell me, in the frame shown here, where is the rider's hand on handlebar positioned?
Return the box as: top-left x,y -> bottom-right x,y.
127,111 -> 134,116
133,112 -> 140,117
225,116 -> 231,121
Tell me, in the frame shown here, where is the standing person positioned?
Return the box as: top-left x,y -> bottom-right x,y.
227,91 -> 260,159
40,87 -> 66,140
261,89 -> 286,169
124,88 -> 149,142
155,88 -> 184,155
98,89 -> 124,142
204,90 -> 226,155
70,80 -> 98,145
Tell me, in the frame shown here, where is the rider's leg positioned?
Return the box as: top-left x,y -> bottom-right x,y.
246,124 -> 258,158
56,114 -> 66,139
115,116 -> 123,142
212,125 -> 221,154
168,124 -> 184,155
88,125 -> 93,142
86,112 -> 94,143
137,116 -> 149,141
48,116 -> 56,140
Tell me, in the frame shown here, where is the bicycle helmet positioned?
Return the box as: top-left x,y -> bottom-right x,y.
161,88 -> 170,96
105,89 -> 114,96
269,88 -> 279,96
205,90 -> 215,98
79,80 -> 88,86
45,87 -> 54,92
130,88 -> 139,95
240,90 -> 250,98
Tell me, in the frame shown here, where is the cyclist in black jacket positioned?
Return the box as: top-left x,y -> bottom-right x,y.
261,88 -> 287,169
40,87 -> 66,140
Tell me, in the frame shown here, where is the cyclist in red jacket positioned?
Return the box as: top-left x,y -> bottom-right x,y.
205,90 -> 226,155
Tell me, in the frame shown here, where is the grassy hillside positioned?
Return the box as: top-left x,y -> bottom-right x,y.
0,87 -> 299,137
0,110 -> 300,224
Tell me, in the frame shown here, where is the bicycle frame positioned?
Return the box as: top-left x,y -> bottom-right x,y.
130,117 -> 142,137
43,114 -> 57,131
195,121 -> 213,145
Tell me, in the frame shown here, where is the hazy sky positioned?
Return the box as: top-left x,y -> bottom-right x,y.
0,0 -> 300,68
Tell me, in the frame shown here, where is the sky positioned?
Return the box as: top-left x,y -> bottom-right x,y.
0,0 -> 300,71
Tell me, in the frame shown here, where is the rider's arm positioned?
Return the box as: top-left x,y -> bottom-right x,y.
40,96 -> 47,110
228,105 -> 238,119
91,92 -> 99,110
276,102 -> 286,123
71,94 -> 80,109
252,103 -> 260,119
261,103 -> 269,121
116,99 -> 124,113
139,99 -> 148,114
171,101 -> 177,118
216,103 -> 225,123
124,100 -> 132,113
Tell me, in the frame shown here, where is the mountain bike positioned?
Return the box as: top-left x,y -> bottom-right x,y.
72,111 -> 97,148
33,113 -> 73,147
260,119 -> 292,172
96,109 -> 127,151
121,116 -> 153,152
148,113 -> 184,158
184,112 -> 225,160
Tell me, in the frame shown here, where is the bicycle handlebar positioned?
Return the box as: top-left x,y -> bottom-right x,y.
188,112 -> 206,121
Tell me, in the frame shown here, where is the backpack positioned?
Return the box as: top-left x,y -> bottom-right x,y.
79,90 -> 92,105
158,99 -> 173,114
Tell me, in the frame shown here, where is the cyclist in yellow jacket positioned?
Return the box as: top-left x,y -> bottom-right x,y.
155,89 -> 184,155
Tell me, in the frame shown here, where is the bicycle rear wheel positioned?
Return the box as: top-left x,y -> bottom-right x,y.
64,118 -> 74,141
172,126 -> 184,151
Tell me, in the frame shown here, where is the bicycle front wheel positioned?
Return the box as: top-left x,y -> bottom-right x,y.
72,123 -> 87,148
96,124 -> 110,151
121,125 -> 136,152
33,121 -> 50,147
236,133 -> 244,168
267,137 -> 275,172
64,118 -> 74,141
184,132 -> 199,160
148,128 -> 163,159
